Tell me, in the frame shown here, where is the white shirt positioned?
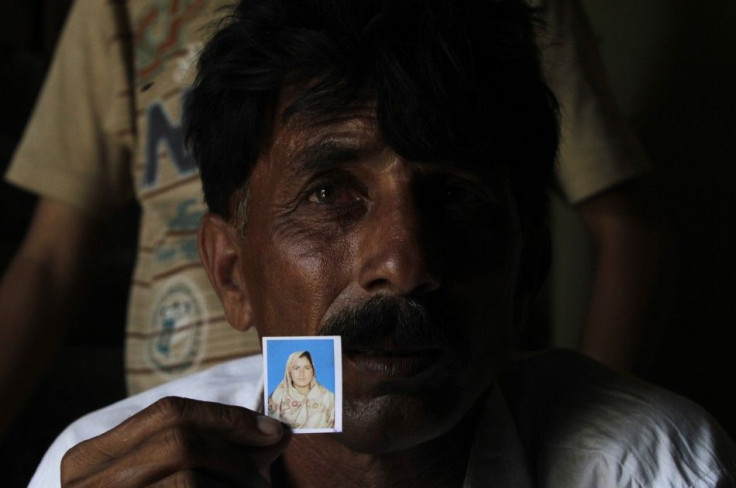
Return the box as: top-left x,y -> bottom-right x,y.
29,351 -> 736,487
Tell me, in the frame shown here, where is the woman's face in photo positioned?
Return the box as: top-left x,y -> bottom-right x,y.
291,356 -> 314,388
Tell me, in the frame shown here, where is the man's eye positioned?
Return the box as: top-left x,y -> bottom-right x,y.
310,187 -> 337,204
429,180 -> 502,228
444,187 -> 462,203
298,177 -> 368,224
442,184 -> 484,208
306,181 -> 363,207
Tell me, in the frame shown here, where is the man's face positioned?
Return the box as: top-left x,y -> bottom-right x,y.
234,101 -> 525,452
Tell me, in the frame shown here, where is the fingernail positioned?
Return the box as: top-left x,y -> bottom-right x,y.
256,415 -> 282,436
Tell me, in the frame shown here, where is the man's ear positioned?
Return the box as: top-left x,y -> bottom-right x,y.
198,213 -> 253,331
514,224 -> 551,330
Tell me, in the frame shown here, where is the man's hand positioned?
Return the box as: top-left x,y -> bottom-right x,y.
60,397 -> 290,487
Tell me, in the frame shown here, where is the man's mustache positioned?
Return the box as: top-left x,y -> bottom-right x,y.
317,295 -> 449,350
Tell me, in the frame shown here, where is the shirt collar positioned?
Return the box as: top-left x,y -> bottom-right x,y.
463,384 -> 534,487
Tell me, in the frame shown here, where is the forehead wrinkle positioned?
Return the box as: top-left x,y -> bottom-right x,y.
291,139 -> 372,176
276,115 -> 382,177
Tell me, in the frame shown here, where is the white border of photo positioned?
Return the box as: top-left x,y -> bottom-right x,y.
262,336 -> 343,433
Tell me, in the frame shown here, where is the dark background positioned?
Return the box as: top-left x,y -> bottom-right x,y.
0,0 -> 735,485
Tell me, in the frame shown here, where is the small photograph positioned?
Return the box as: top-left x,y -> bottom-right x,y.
262,336 -> 342,433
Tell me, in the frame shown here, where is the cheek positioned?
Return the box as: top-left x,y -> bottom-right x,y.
247,221 -> 354,335
428,200 -> 522,288
441,228 -> 522,311
442,232 -> 522,376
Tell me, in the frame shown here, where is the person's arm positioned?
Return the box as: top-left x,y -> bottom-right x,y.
576,182 -> 670,370
0,199 -> 99,436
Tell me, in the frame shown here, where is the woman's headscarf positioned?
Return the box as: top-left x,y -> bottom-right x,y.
268,350 -> 335,429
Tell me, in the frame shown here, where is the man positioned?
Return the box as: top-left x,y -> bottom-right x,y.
28,0 -> 732,486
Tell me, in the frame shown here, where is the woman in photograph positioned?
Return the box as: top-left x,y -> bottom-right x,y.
268,351 -> 335,429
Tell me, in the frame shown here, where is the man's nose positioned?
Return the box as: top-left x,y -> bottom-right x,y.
357,190 -> 441,295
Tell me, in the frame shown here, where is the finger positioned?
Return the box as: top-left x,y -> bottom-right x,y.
76,397 -> 283,462
64,426 -> 279,487
62,397 -> 287,486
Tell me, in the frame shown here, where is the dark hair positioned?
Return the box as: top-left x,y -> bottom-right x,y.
185,0 -> 558,231
298,351 -> 314,368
